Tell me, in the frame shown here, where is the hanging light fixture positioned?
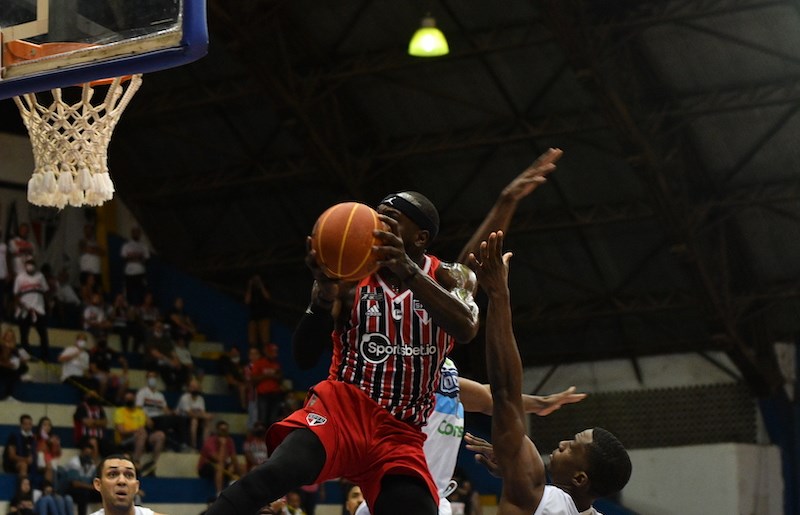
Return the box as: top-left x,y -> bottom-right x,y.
408,15 -> 449,57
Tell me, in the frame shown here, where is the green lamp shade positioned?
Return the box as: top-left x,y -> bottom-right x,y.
408,17 -> 449,57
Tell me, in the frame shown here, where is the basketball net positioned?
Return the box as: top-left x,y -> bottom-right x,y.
13,74 -> 143,208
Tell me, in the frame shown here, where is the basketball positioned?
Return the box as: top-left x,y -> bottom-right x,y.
311,202 -> 386,281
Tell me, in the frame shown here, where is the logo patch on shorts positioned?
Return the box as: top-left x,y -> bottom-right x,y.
306,413 -> 327,426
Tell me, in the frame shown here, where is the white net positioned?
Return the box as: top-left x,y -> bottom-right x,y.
14,74 -> 143,208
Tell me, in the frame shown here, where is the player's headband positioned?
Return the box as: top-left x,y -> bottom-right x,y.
379,192 -> 439,240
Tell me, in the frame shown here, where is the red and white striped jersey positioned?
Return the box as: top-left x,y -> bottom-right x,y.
328,255 -> 455,427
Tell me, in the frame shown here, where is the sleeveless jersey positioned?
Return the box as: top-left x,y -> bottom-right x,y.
329,254 -> 455,426
423,358 -> 464,496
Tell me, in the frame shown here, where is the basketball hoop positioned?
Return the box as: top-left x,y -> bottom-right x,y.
7,41 -> 142,208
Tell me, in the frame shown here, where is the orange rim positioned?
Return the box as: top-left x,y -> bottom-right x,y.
3,40 -> 132,86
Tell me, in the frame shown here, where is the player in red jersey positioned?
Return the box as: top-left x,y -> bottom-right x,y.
207,191 -> 479,515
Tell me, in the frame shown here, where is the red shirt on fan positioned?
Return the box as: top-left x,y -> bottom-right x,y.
329,254 -> 455,427
251,356 -> 281,395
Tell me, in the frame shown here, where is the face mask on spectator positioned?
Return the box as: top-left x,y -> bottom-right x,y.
231,356 -> 240,364
76,339 -> 87,349
147,377 -> 158,389
25,264 -> 35,273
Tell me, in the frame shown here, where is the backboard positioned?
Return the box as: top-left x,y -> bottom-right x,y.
0,0 -> 207,99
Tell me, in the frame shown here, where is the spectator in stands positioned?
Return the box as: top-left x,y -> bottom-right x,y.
343,483 -> 365,515
174,335 -> 201,386
0,328 -> 30,401
74,390 -> 115,458
447,469 -> 483,515
91,454 -> 167,515
61,441 -> 101,515
14,258 -> 50,361
108,293 -> 135,355
0,229 -> 8,322
168,296 -> 197,343
130,291 -> 159,353
251,343 -> 284,426
10,222 -> 37,278
297,484 -> 321,515
198,420 -> 243,497
78,223 -> 103,289
59,333 -> 100,395
39,479 -> 74,515
36,416 -> 62,485
286,491 -> 307,515
176,378 -> 214,450
53,267 -> 82,327
79,274 -> 99,307
244,274 -> 272,347
114,390 -> 165,477
143,320 -> 186,391
121,227 -> 149,306
83,292 -> 113,341
219,346 -> 247,411
136,371 -> 188,451
2,414 -> 40,481
9,475 -> 35,515
243,421 -> 268,472
89,337 -> 129,404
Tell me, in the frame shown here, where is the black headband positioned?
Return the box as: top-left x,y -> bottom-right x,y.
380,193 -> 439,239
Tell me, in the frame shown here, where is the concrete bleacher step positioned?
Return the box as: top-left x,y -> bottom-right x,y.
26,361 -> 232,395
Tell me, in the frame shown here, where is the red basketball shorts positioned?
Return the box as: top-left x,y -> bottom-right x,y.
266,379 -> 438,509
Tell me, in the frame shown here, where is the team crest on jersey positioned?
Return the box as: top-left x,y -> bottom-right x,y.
365,304 -> 381,317
413,300 -> 430,324
438,365 -> 460,398
306,413 -> 327,426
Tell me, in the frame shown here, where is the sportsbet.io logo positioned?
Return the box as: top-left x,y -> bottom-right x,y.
360,333 -> 437,364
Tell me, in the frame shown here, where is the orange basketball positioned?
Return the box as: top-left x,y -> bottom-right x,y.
311,202 -> 386,281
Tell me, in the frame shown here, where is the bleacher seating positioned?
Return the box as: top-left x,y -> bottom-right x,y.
0,323 -> 246,515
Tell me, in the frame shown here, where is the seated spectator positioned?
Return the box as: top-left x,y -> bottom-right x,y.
219,346 -> 247,411
79,275 -> 98,307
108,293 -> 135,354
36,416 -> 62,484
0,328 -> 30,401
198,421 -> 243,497
59,442 -> 101,515
176,378 -> 214,450
143,321 -> 187,391
168,296 -> 197,342
3,414 -> 42,483
82,292 -> 113,341
114,390 -> 165,477
343,483 -> 365,515
174,336 -> 200,386
89,337 -> 129,403
136,291 -> 161,336
73,390 -> 115,458
243,421 -> 268,472
136,371 -> 188,451
286,491 -> 307,515
58,333 -> 100,394
40,475 -> 75,515
9,475 -> 35,515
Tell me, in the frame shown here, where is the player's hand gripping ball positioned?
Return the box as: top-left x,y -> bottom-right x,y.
311,202 -> 387,281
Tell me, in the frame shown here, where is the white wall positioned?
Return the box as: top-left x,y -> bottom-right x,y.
623,443 -> 782,515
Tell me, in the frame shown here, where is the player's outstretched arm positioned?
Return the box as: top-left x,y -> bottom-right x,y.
456,148 -> 562,265
459,378 -> 586,416
467,232 -> 544,515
